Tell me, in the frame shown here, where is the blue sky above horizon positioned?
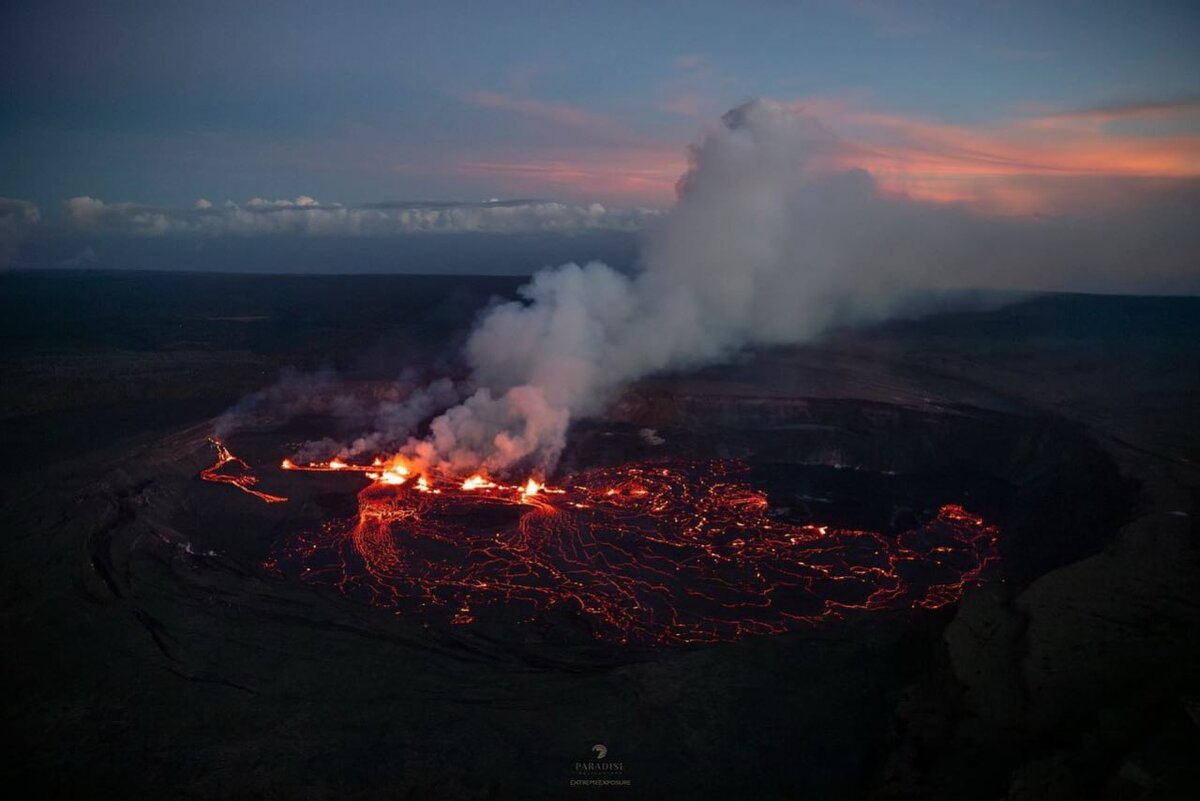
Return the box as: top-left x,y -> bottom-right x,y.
3,0 -> 1199,213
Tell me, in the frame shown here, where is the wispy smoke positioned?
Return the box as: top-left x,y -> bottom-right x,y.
297,377 -> 461,464
217,367 -> 463,462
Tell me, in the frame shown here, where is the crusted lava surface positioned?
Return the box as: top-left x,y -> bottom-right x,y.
220,448 -> 998,644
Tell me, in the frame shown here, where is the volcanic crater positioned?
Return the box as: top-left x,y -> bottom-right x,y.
97,383 -> 1132,667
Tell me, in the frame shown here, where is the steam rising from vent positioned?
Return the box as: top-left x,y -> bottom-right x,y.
240,99 -> 1156,476
396,100 -> 977,474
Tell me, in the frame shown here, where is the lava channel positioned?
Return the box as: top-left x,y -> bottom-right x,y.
199,439 -> 288,503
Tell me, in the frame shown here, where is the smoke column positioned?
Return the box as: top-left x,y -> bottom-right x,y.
287,98 -> 1185,475
401,100 -> 976,474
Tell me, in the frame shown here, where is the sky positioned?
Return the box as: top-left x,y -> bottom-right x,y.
1,0 -> 1198,285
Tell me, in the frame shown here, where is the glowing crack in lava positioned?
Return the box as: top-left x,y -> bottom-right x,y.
200,439 -> 288,503
258,454 -> 999,645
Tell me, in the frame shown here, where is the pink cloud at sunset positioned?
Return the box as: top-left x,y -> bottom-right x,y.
455,93 -> 1200,216
453,151 -> 684,205
805,97 -> 1200,213
464,91 -> 635,141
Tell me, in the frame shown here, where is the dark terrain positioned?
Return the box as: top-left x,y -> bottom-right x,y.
2,269 -> 1198,800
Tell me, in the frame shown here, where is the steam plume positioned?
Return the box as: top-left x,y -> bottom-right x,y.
401,101 -> 964,473
281,99 -> 1195,475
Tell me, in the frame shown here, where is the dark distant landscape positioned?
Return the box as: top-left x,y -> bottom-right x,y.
2,269 -> 1197,799
14,229 -> 641,276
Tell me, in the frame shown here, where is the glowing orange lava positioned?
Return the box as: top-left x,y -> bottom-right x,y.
199,439 -> 287,503
462,474 -> 497,491
266,458 -> 999,644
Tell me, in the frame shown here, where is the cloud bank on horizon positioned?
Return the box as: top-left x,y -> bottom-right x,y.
59,196 -> 659,238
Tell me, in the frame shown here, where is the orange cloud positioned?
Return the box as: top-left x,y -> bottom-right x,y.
455,146 -> 684,205
457,90 -> 1200,215
796,96 -> 1200,213
1033,97 -> 1200,123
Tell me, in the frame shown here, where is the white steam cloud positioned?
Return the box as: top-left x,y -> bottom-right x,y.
398,101 -> 982,474
216,367 -> 463,462
264,100 -> 1197,475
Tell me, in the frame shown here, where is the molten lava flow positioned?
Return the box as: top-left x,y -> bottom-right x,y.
462,475 -> 496,491
266,459 -> 1000,644
200,439 -> 287,503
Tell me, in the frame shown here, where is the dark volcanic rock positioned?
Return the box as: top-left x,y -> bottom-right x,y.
4,278 -> 1198,800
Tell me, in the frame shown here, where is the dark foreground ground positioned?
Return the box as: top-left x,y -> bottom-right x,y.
1,269 -> 1198,800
